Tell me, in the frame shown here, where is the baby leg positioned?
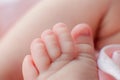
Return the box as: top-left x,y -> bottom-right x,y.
0,0 -> 110,79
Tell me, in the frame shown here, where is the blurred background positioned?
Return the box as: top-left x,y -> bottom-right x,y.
0,0 -> 39,37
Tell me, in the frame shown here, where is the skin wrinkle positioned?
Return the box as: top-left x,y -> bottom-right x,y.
97,33 -> 120,50
96,0 -> 120,50
94,0 -> 112,50
0,0 -> 118,79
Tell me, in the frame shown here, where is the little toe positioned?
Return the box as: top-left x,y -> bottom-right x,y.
22,55 -> 38,80
41,29 -> 61,61
31,38 -> 51,73
71,24 -> 95,59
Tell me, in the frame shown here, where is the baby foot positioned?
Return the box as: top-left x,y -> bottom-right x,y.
22,23 -> 98,80
98,45 -> 120,80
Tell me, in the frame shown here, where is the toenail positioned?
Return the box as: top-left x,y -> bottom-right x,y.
43,29 -> 53,35
54,23 -> 67,28
75,24 -> 92,36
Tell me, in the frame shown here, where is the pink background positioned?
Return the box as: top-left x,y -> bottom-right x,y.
0,0 -> 39,37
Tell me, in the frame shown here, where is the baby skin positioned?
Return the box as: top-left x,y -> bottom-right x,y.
22,23 -> 98,80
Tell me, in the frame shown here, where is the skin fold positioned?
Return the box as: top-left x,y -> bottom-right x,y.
0,0 -> 120,79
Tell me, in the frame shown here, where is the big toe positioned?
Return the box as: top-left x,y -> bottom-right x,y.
71,24 -> 95,59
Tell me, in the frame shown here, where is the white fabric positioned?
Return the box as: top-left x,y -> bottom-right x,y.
98,45 -> 120,80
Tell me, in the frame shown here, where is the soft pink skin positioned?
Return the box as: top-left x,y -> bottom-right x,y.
0,0 -> 110,79
22,23 -> 98,80
21,22 -> 120,80
0,0 -> 39,37
0,0 -> 120,79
